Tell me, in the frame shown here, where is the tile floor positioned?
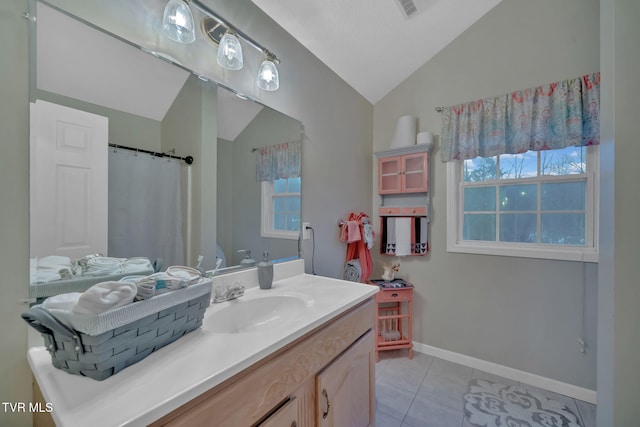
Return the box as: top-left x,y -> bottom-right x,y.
375,350 -> 597,427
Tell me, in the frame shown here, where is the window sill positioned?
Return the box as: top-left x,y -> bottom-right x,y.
447,241 -> 598,263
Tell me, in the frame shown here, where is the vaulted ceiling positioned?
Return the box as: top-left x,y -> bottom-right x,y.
251,0 -> 504,103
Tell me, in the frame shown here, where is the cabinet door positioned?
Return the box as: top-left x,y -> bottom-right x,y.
401,153 -> 428,193
316,331 -> 375,427
378,156 -> 402,194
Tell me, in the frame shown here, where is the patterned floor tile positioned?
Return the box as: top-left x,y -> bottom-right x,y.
576,399 -> 596,427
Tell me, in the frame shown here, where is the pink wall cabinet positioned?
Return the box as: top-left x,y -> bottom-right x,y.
377,150 -> 428,194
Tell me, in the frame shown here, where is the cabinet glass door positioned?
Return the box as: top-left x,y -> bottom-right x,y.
402,153 -> 428,192
378,157 -> 402,194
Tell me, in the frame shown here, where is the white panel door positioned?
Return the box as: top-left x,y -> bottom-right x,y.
30,100 -> 108,259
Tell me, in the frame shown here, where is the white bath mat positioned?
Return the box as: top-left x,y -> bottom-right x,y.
464,379 -> 582,427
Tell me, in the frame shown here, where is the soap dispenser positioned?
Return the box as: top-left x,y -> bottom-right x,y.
237,249 -> 255,267
257,251 -> 273,290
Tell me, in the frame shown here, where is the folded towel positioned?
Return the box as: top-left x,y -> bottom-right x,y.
343,259 -> 362,282
395,217 -> 412,256
42,292 -> 82,311
37,256 -> 73,269
72,281 -> 137,315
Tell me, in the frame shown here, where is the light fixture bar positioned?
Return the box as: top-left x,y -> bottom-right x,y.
190,0 -> 280,64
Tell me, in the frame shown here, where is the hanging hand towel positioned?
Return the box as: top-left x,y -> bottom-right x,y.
395,217 -> 412,256
384,217 -> 396,254
347,220 -> 362,243
415,217 -> 429,254
363,222 -> 374,249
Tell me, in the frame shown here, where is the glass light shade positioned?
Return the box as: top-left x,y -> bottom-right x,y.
217,32 -> 243,70
162,0 -> 196,44
257,59 -> 279,91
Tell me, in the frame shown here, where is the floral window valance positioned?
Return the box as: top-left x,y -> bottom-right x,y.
255,140 -> 302,182
440,72 -> 600,162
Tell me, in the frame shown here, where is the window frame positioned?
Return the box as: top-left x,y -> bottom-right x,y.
446,146 -> 599,262
261,179 -> 301,240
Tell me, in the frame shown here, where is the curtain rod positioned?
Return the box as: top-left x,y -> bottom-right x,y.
250,138 -> 303,152
109,143 -> 194,164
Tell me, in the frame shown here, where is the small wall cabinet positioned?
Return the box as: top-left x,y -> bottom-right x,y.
377,148 -> 428,194
376,144 -> 431,255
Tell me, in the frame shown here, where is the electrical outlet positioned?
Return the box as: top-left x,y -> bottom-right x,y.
302,222 -> 311,240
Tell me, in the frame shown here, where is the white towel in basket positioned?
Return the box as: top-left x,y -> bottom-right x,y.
72,281 -> 137,315
42,292 -> 81,311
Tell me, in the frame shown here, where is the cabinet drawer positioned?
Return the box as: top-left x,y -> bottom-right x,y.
376,288 -> 413,303
257,397 -> 298,427
379,207 -> 401,216
401,206 -> 426,215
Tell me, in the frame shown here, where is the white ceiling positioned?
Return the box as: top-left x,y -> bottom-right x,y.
251,0 -> 504,104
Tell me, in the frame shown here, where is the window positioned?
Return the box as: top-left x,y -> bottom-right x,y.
447,146 -> 598,261
261,177 -> 301,239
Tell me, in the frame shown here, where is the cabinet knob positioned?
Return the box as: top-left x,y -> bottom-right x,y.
387,209 -> 392,213
391,293 -> 398,298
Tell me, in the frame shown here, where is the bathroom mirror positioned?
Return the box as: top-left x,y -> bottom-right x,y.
29,1 -> 301,295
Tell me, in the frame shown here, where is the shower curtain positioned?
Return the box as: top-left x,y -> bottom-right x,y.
108,149 -> 184,267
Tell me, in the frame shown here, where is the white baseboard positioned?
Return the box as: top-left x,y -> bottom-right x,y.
413,341 -> 597,405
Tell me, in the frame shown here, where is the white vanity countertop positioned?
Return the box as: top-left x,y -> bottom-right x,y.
27,260 -> 378,427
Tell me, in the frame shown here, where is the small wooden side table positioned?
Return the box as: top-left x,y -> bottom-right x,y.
369,279 -> 413,361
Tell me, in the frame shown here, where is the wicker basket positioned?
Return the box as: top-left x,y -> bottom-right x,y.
22,280 -> 212,381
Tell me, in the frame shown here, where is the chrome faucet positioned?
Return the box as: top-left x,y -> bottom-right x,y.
211,280 -> 245,303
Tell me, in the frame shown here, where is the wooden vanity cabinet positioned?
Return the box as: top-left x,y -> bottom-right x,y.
151,299 -> 376,427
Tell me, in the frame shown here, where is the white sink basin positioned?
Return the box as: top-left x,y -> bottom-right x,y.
203,295 -> 308,334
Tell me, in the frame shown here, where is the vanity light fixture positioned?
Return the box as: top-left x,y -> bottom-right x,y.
216,31 -> 244,70
257,50 -> 279,91
162,0 -> 196,44
163,0 -> 282,90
